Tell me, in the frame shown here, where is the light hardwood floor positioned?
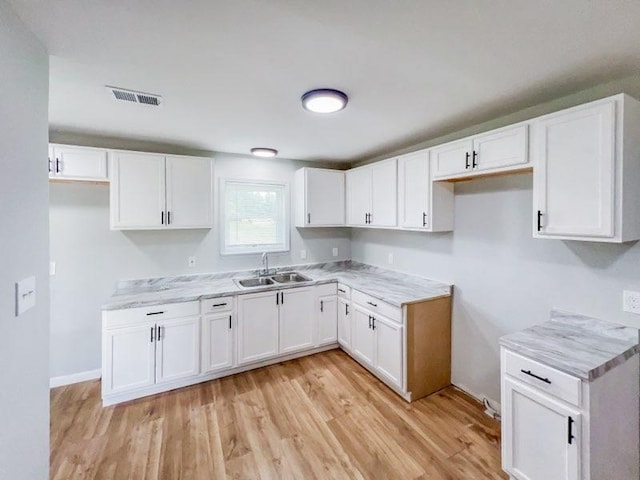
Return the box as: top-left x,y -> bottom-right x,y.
51,349 -> 506,479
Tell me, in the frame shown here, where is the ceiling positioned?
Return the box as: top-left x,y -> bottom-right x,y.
8,0 -> 640,162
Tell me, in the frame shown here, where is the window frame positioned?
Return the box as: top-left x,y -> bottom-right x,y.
219,177 -> 290,256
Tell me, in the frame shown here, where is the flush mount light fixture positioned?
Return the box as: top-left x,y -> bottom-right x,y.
250,147 -> 278,158
301,89 -> 348,113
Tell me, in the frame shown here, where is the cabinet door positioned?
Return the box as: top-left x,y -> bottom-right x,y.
337,298 -> 351,349
279,288 -> 315,354
306,169 -> 345,226
155,316 -> 200,384
472,125 -> 528,172
352,305 -> 375,366
237,291 -> 280,365
431,139 -> 473,178
370,159 -> 397,227
165,155 -> 213,229
51,145 -> 108,180
110,152 -> 166,229
346,167 -> 371,226
201,313 -> 234,373
103,323 -> 156,394
398,151 -> 430,229
317,295 -> 338,346
373,315 -> 403,388
502,378 -> 581,480
534,100 -> 615,238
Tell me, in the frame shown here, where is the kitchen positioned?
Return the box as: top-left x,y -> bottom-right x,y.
3,1 -> 640,479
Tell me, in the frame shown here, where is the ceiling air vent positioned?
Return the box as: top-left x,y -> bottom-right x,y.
106,86 -> 162,106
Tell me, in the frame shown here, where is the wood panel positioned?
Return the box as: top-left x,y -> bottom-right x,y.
407,296 -> 452,400
51,349 -> 505,480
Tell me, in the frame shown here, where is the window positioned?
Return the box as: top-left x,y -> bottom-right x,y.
221,179 -> 289,255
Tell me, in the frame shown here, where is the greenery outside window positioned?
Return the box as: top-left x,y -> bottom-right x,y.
221,179 -> 289,255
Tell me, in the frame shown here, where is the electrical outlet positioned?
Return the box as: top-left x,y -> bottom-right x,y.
388,253 -> 394,265
49,261 -> 56,276
332,247 -> 338,257
188,256 -> 196,267
623,290 -> 640,314
300,249 -> 307,260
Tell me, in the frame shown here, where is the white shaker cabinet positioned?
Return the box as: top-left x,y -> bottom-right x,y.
351,304 -> 375,365
373,314 -> 403,388
237,290 -> 280,365
430,138 -> 472,178
337,297 -> 351,350
201,312 -> 234,373
294,167 -> 345,227
397,150 -> 454,232
49,144 -> 109,181
110,151 -> 213,230
532,94 -> 640,242
103,323 -> 156,394
279,287 -> 315,354
346,158 -> 397,227
155,316 -> 200,384
317,285 -> 338,346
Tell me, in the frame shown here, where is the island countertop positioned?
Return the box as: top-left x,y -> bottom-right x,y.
499,310 -> 640,381
103,260 -> 452,311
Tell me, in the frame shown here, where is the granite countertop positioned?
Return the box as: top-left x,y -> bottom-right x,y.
103,260 -> 452,311
500,310 -> 640,381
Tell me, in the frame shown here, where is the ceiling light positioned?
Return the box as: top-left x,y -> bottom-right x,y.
301,89 -> 348,113
250,147 -> 278,158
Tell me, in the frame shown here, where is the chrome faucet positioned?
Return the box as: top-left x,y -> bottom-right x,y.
260,252 -> 269,276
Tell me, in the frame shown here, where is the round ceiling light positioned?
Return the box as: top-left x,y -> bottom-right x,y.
301,89 -> 348,113
250,147 -> 278,158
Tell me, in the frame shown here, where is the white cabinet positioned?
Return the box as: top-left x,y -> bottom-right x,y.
317,294 -> 338,346
155,316 -> 200,384
294,168 -> 345,227
346,158 -> 397,227
431,125 -> 528,180
237,290 -> 279,365
352,304 -> 375,365
532,94 -> 640,242
279,287 -> 315,354
201,312 -> 234,374
49,144 -> 108,181
102,301 -> 201,401
502,377 -> 581,480
337,297 -> 351,350
373,315 -> 403,387
397,150 -> 454,232
110,151 -> 213,230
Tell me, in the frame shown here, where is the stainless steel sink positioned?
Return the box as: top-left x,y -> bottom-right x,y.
271,272 -> 312,284
236,277 -> 275,288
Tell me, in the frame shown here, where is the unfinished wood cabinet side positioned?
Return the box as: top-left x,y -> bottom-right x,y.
406,296 -> 452,401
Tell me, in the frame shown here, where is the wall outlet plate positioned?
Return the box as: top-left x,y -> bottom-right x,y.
388,253 -> 394,265
188,256 -> 196,267
300,249 -> 307,260
332,247 -> 338,257
623,290 -> 640,314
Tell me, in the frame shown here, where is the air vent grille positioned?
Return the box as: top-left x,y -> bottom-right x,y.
106,86 -> 162,106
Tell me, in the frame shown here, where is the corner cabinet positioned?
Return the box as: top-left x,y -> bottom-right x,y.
346,158 -> 397,227
294,167 -> 345,227
532,94 -> 640,242
397,150 -> 454,232
109,151 -> 213,230
48,144 -> 108,182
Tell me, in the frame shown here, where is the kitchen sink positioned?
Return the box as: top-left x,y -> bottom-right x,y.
271,272 -> 312,284
236,277 -> 275,288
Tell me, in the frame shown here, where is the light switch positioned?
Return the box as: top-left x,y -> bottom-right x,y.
332,247 -> 339,257
15,276 -> 36,316
300,249 -> 307,260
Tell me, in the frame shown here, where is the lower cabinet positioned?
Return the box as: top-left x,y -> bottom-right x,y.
337,296 -> 351,349
237,290 -> 280,364
317,284 -> 338,346
352,305 -> 376,365
201,312 -> 234,373
279,287 -> 315,354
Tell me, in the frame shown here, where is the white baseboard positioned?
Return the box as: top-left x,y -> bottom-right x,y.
452,381 -> 501,415
50,369 -> 101,388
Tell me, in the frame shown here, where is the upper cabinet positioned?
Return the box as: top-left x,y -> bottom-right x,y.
532,94 -> 640,242
294,167 -> 345,227
397,150 -> 454,232
48,144 -> 108,182
346,158 -> 397,227
431,124 -> 529,180
110,151 -> 213,230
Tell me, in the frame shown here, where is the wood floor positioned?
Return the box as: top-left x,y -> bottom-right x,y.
51,349 -> 507,480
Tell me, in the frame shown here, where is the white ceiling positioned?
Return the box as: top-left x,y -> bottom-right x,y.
8,0 -> 640,162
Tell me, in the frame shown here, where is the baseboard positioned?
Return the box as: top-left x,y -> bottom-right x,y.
452,381 -> 501,415
50,369 -> 102,388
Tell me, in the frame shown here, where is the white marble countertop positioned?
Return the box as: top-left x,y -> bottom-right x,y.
103,261 -> 452,311
500,310 -> 639,381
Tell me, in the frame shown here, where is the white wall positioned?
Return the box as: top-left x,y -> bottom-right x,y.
0,2 -> 50,479
49,151 -> 351,378
351,82 -> 640,404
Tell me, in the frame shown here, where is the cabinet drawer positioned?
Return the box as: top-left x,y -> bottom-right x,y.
352,290 -> 401,323
503,349 -> 581,407
316,283 -> 337,296
103,301 -> 200,329
337,283 -> 351,299
201,296 -> 234,314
